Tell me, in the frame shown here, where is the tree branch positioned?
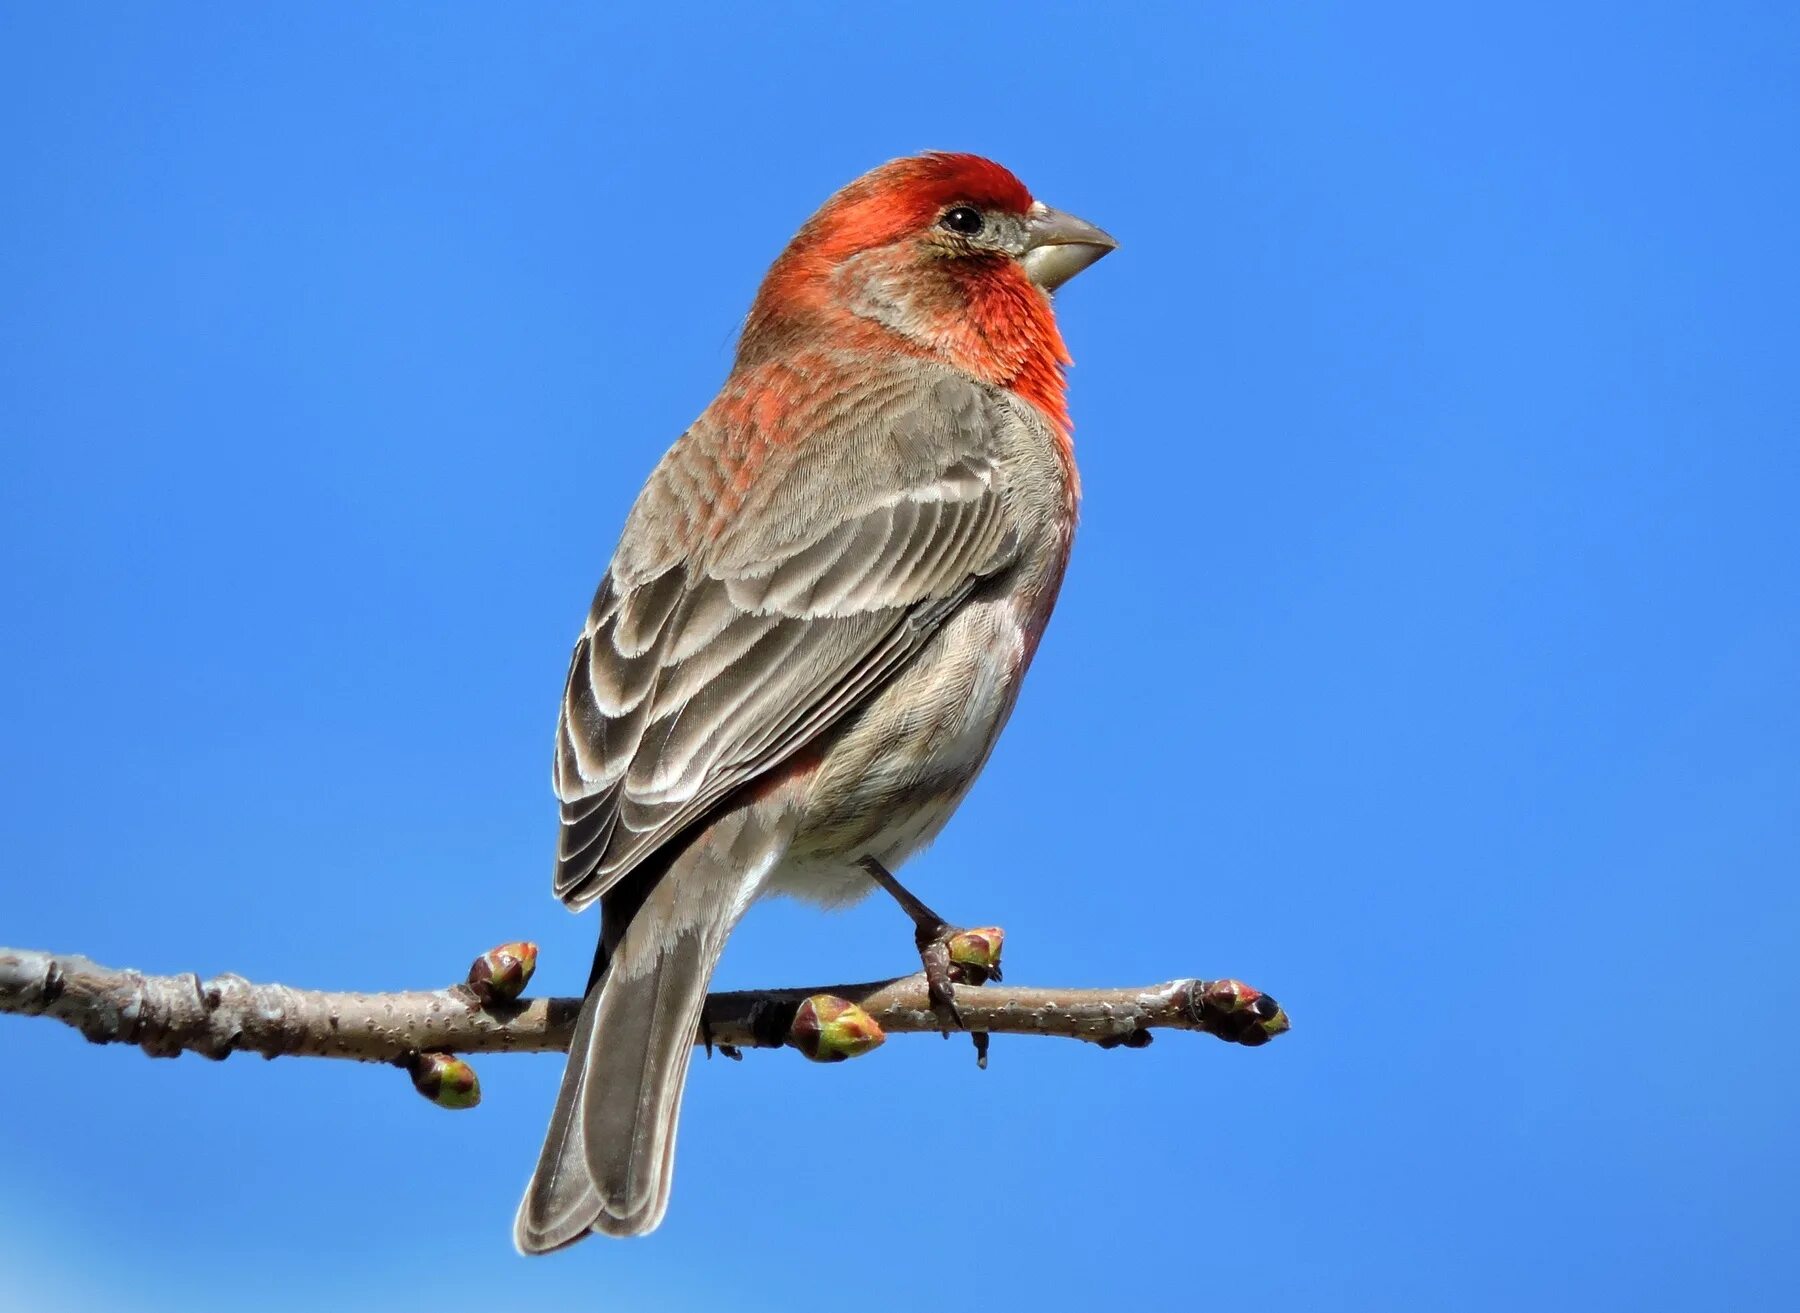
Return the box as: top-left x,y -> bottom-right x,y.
0,946 -> 1288,1089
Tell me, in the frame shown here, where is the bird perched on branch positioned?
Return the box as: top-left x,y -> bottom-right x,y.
516,152 -> 1115,1250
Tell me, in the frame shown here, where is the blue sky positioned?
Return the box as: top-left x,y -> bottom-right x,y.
3,5 -> 1796,1309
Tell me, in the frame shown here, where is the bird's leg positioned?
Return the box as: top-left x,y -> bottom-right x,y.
858,855 -> 961,1034
858,856 -> 1004,1057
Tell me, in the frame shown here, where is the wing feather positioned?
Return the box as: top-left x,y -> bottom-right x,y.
551,366 -> 1021,908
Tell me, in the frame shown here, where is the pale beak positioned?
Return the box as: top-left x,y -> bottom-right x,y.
1019,202 -> 1117,292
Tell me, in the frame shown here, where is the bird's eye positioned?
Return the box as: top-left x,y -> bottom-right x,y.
940,206 -> 985,236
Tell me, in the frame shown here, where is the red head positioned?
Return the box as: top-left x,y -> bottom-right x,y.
738,153 -> 1115,432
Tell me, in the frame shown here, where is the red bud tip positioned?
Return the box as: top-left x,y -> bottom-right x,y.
467,940 -> 539,1005
1203,979 -> 1259,1014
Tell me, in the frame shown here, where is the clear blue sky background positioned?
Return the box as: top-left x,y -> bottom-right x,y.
3,5 -> 1796,1310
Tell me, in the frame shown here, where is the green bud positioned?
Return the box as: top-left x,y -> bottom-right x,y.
789,995 -> 885,1063
946,926 -> 1005,984
467,940 -> 538,1006
409,1052 -> 481,1109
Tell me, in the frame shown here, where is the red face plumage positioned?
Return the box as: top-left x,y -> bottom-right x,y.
782,153 -> 1035,261
740,153 -> 1075,436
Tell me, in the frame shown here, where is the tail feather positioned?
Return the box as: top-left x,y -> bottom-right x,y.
516,813 -> 783,1250
581,920 -> 721,1233
514,984 -> 607,1253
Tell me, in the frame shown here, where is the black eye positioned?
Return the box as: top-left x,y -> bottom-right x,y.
941,206 -> 985,236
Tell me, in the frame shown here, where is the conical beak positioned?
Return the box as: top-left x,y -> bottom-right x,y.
1019,202 -> 1118,292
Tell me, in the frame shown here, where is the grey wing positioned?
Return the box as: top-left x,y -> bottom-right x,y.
551,374 -> 1022,909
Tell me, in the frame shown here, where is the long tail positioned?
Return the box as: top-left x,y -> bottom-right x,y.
514,813 -> 782,1251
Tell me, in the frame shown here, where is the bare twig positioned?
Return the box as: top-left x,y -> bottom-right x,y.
0,946 -> 1289,1071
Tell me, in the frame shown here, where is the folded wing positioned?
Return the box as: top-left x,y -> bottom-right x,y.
552,369 -> 1021,908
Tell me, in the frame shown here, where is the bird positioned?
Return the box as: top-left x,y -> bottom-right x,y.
516,152 -> 1115,1251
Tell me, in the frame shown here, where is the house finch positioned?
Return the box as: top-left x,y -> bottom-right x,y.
516,153 -> 1114,1251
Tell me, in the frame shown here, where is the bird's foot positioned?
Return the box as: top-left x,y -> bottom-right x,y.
914,916 -> 964,1035
858,856 -> 1005,1062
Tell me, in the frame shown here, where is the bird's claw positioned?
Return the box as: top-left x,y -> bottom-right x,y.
916,928 -> 964,1036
